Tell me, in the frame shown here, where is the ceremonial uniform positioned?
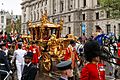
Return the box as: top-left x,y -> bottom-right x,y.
80,40 -> 106,80
117,42 -> 120,64
80,63 -> 105,80
64,40 -> 79,69
11,43 -> 27,80
29,45 -> 40,65
21,52 -> 37,80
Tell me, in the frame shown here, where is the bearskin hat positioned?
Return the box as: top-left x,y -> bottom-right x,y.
84,40 -> 101,62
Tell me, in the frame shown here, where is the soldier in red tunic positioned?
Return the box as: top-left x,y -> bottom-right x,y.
64,40 -> 79,69
29,41 -> 40,66
80,40 -> 105,80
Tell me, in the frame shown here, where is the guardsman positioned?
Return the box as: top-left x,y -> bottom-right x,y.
21,52 -> 37,80
29,41 -> 40,67
11,42 -> 27,80
80,40 -> 105,80
0,42 -> 10,80
64,40 -> 79,69
56,60 -> 74,80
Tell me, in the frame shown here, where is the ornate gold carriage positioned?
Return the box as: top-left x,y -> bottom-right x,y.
28,10 -> 74,72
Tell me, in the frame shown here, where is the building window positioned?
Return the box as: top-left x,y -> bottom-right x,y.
96,12 -> 99,20
82,14 -> 85,20
31,13 -> 33,21
2,25 -> 3,28
45,0 -> 47,6
24,14 -> 26,22
106,24 -> 111,34
68,0 -> 73,11
60,0 -> 64,12
106,11 -> 110,18
83,0 -> 86,7
37,3 -> 39,8
68,27 -> 71,34
41,1 -> 43,7
53,0 -> 56,14
68,15 -> 71,22
37,10 -> 39,21
34,12 -> 36,21
1,16 -> 4,23
118,24 -> 120,35
24,7 -> 26,12
97,0 -> 100,6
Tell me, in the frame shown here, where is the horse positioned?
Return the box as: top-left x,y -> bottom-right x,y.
94,33 -> 119,78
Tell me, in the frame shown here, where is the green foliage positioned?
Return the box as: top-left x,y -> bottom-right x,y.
100,0 -> 120,19
6,19 -> 12,33
14,19 -> 21,34
6,19 -> 21,34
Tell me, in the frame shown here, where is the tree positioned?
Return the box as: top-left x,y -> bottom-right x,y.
6,18 -> 21,34
100,0 -> 120,19
6,19 -> 12,33
14,19 -> 21,34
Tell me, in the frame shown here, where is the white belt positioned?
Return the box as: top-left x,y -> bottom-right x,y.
0,63 -> 5,66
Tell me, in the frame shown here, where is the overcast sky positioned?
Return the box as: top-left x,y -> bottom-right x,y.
0,0 -> 22,15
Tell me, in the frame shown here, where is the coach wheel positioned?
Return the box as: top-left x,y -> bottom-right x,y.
42,52 -> 52,72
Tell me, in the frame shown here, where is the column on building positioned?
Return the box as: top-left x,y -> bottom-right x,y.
65,0 -> 68,11
50,0 -> 53,15
88,0 -> 93,9
47,0 -> 50,15
56,0 -> 60,13
21,6 -> 25,34
63,0 -> 66,12
75,0 -> 79,9
73,0 -> 75,9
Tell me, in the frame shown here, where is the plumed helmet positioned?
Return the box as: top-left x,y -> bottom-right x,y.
84,40 -> 101,62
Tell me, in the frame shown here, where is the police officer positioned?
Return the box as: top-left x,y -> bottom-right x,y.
0,42 -> 10,80
56,60 -> 74,80
21,52 -> 37,80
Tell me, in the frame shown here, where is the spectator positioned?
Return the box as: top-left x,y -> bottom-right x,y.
21,52 -> 37,80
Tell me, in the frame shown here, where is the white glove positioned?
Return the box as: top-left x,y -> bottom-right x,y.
9,70 -> 13,74
77,61 -> 80,65
10,60 -> 12,64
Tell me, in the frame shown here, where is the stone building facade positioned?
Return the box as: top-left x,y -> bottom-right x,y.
0,10 -> 11,33
21,0 -> 120,37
